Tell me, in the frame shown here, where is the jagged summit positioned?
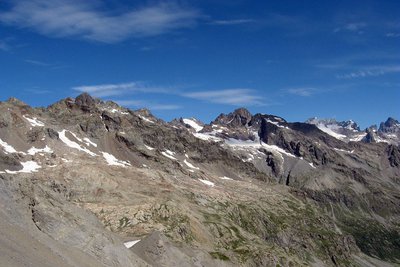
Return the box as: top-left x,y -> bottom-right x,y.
379,117 -> 400,133
213,107 -> 253,127
5,97 -> 29,107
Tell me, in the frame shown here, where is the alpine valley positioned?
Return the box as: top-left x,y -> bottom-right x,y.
1,93 -> 399,267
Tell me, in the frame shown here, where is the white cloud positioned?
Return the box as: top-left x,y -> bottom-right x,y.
386,32 -> 400,38
0,1 -> 199,43
73,82 -> 169,97
73,82 -> 265,107
115,100 -> 181,110
182,89 -> 264,106
337,66 -> 400,79
0,39 -> 11,51
24,59 -> 52,66
334,22 -> 366,34
344,22 -> 366,31
287,87 -> 317,97
210,19 -> 255,25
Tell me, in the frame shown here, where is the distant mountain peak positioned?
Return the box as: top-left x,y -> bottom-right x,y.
379,117 -> 400,133
213,107 -> 253,127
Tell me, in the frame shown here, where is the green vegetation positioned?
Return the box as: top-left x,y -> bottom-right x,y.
339,214 -> 400,262
209,251 -> 230,261
118,216 -> 129,228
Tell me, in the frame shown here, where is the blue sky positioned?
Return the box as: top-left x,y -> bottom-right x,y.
0,0 -> 399,128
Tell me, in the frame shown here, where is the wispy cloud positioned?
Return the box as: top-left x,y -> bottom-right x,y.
337,66 -> 400,79
73,82 -> 171,97
0,39 -> 11,51
24,59 -> 52,67
386,32 -> 400,38
73,82 -> 267,107
115,100 -> 181,110
0,1 -> 199,43
182,89 -> 265,106
344,22 -> 366,31
287,87 -> 317,97
334,22 -> 366,34
209,19 -> 255,25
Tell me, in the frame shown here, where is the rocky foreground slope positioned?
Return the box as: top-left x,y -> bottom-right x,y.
0,94 -> 399,267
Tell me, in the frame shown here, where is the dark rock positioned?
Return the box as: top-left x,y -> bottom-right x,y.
75,93 -> 96,112
213,108 -> 252,127
379,117 -> 400,133
45,128 -> 59,139
363,127 -> 377,143
387,145 -> 400,167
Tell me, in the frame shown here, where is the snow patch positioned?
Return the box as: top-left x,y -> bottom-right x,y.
161,150 -> 177,160
182,118 -> 203,132
58,130 -> 97,156
334,148 -> 354,154
0,138 -> 18,154
83,138 -> 97,147
23,115 -> 44,127
184,159 -> 199,170
124,240 -> 141,248
109,108 -> 129,115
349,133 -> 367,142
193,132 -> 222,142
27,145 -> 53,155
144,145 -> 154,150
5,161 -> 41,174
219,176 -> 233,180
101,152 -> 131,167
138,115 -> 155,124
315,124 -> 347,140
199,179 -> 215,187
266,119 -> 290,129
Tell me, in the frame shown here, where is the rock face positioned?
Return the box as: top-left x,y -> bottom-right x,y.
363,127 -> 378,143
379,117 -> 400,133
214,108 -> 253,128
0,94 -> 399,267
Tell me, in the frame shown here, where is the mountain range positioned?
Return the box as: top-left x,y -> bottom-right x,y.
0,93 -> 399,267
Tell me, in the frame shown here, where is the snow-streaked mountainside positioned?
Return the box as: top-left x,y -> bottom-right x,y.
306,117 -> 400,144
1,94 -> 399,267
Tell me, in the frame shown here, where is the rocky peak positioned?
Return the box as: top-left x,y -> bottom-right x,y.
363,127 -> 377,143
75,93 -> 98,112
338,120 -> 360,131
379,117 -> 400,133
6,97 -> 28,107
136,108 -> 152,117
213,107 -> 252,127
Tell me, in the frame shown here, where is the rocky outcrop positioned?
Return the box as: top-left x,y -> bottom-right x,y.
213,108 -> 252,127
379,117 -> 400,133
363,127 -> 377,143
387,145 -> 400,167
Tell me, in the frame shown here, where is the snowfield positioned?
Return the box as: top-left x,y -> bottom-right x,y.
183,159 -> 200,170
199,179 -> 215,187
27,146 -> 53,155
101,152 -> 131,167
124,240 -> 141,248
183,118 -> 203,132
6,161 -> 41,174
58,130 -> 97,156
0,138 -> 18,154
23,115 -> 45,127
161,150 -> 177,160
